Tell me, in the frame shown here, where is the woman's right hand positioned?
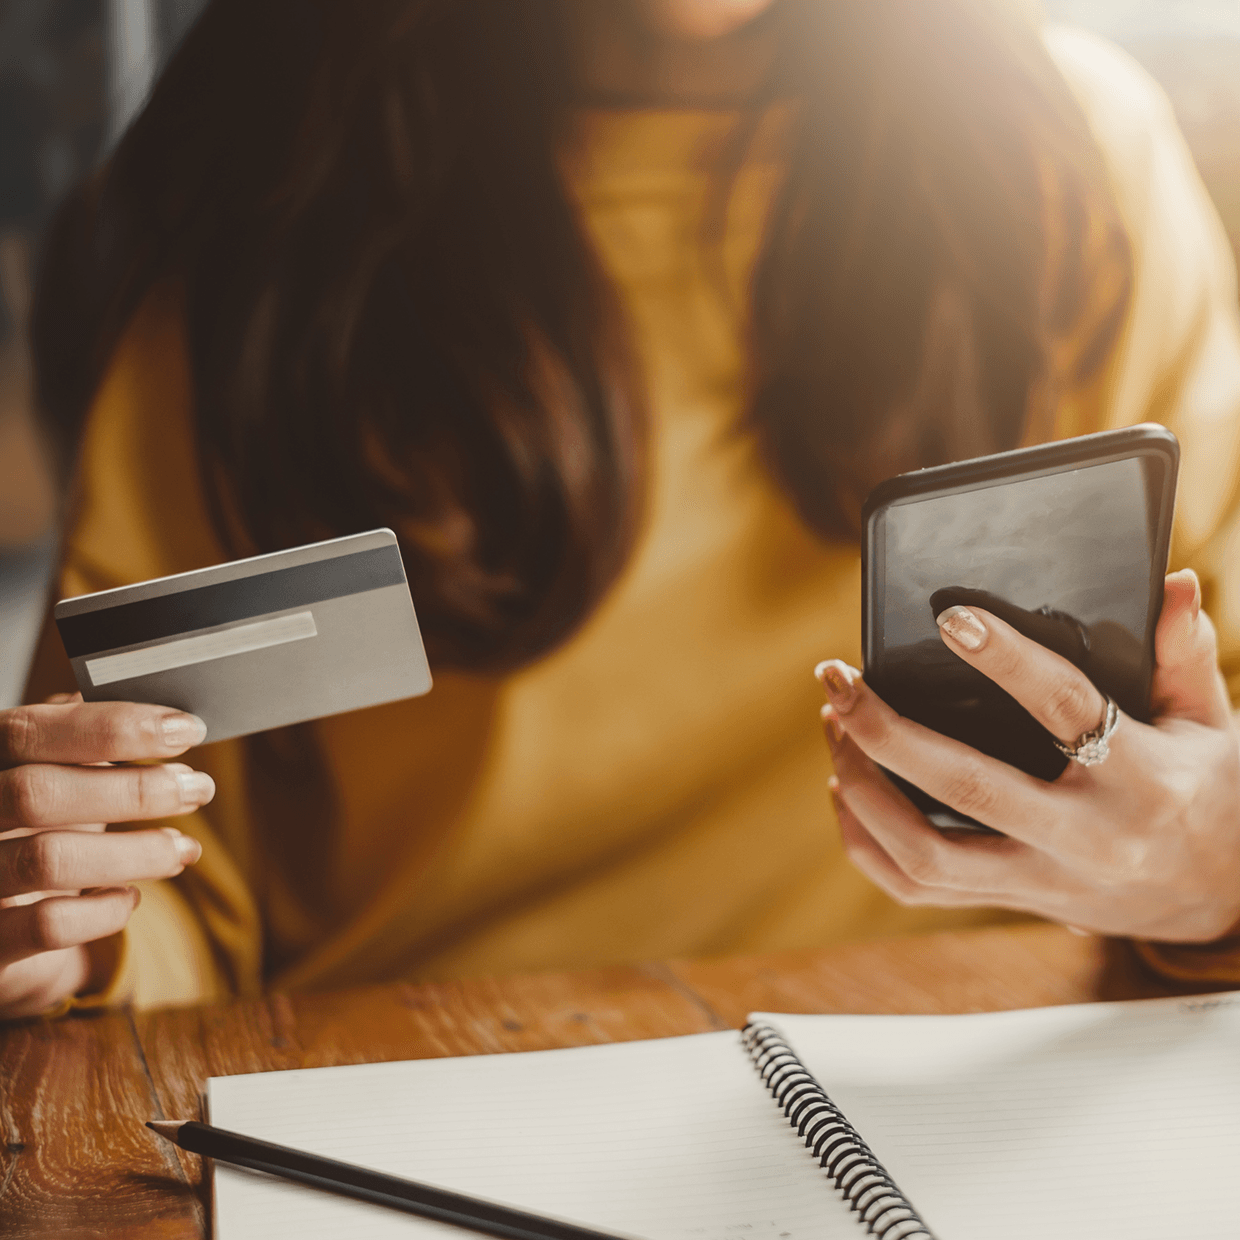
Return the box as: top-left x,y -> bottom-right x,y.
0,697 -> 214,1020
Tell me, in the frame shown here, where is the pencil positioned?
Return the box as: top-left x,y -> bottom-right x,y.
147,1119 -> 637,1240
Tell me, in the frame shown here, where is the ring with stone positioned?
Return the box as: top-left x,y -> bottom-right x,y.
1053,693 -> 1119,767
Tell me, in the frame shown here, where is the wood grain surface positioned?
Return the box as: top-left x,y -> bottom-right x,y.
0,923 -> 1223,1240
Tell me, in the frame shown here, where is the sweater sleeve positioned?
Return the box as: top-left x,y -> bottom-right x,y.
1048,27 -> 1240,984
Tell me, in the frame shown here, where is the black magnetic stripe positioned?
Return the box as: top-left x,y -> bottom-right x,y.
57,544 -> 406,658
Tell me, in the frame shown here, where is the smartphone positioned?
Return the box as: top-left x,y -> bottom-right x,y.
861,423 -> 1179,829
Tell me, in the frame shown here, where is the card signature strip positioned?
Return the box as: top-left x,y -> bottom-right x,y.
85,611 -> 319,687
58,543 -> 405,658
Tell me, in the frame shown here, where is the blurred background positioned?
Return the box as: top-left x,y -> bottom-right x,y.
0,0 -> 206,706
0,0 -> 1238,707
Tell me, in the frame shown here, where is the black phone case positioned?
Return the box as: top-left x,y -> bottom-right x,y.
861,423 -> 1179,830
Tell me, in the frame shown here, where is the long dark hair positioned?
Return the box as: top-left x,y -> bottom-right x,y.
32,0 -> 1130,671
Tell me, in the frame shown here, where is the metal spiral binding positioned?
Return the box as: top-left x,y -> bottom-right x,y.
742,1022 -> 936,1239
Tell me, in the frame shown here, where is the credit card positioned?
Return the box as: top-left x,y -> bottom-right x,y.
54,529 -> 432,743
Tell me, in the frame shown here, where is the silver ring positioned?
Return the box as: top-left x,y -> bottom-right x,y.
1053,694 -> 1119,767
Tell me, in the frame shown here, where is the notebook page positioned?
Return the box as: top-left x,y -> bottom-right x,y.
208,1029 -> 863,1240
762,995 -> 1240,1240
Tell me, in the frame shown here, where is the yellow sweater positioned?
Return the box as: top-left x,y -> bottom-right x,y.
36,30 -> 1240,1007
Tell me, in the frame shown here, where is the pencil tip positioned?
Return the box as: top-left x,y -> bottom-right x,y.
146,1120 -> 184,1139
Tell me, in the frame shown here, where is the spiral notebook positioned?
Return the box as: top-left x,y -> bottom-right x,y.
208,993 -> 1240,1240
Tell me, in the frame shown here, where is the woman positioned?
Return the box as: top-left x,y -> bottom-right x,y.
3,0 -> 1240,1019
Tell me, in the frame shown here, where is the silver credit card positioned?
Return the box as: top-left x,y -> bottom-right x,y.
54,529 -> 432,743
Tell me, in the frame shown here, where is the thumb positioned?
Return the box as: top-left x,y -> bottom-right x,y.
1150,569 -> 1233,728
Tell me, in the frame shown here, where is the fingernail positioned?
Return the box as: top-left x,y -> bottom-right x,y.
162,713 -> 207,749
820,703 -> 845,748
936,605 -> 988,652
162,827 -> 203,864
173,769 -> 215,806
815,660 -> 858,713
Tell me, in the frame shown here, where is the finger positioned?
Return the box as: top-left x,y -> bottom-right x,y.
0,762 -> 215,830
825,705 -> 1027,897
0,946 -> 92,1018
935,606 -> 1109,748
835,794 -> 926,903
832,784 -> 1009,909
824,710 -> 946,905
0,826 -> 200,899
0,887 -> 140,966
0,701 -> 207,768
1150,569 -> 1233,728
816,660 -> 1062,842
0,822 -> 108,849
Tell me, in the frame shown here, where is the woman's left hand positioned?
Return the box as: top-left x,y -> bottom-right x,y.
817,569 -> 1240,942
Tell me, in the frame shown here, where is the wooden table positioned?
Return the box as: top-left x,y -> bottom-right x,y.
0,923 -> 1225,1239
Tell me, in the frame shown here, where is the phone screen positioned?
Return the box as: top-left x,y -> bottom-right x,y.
867,450 -> 1173,823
